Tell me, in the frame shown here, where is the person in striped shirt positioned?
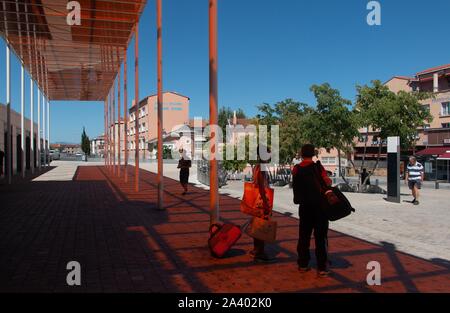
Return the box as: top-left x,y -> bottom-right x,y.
405,156 -> 424,205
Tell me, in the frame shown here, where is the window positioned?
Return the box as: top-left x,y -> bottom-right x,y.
442,123 -> 450,129
358,135 -> 368,143
321,157 -> 336,165
441,102 -> 450,116
372,137 -> 379,145
421,104 -> 430,112
423,124 -> 430,129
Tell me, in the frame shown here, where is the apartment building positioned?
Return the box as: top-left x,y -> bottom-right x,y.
353,64 -> 450,181
127,92 -> 190,160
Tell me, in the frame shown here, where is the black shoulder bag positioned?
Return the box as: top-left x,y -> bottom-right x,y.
313,162 -> 355,221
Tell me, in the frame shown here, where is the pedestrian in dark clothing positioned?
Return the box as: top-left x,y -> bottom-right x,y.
177,148 -> 191,195
361,168 -> 371,185
292,144 -> 332,277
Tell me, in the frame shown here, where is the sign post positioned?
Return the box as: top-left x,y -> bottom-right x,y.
387,136 -> 400,203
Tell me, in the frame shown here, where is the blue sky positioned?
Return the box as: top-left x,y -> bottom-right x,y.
1,0 -> 449,143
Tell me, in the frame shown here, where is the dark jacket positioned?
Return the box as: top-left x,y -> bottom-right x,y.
292,162 -> 329,218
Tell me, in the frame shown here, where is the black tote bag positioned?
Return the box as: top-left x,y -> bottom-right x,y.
313,162 -> 355,221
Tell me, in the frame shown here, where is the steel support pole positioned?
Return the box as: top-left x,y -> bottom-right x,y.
106,94 -> 109,169
134,23 -> 140,192
6,45 -> 12,184
37,85 -> 41,171
104,100 -> 107,167
21,65 -> 25,177
30,78 -> 34,174
157,0 -> 164,210
108,91 -> 111,170
123,49 -> 129,183
47,95 -> 50,161
209,0 -> 219,225
113,84 -> 116,175
117,63 -> 121,178
42,92 -> 46,167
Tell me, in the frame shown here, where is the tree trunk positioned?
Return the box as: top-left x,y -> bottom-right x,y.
363,139 -> 383,186
359,128 -> 370,190
338,148 -> 350,185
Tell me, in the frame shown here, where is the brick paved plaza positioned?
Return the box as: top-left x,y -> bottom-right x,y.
0,165 -> 449,293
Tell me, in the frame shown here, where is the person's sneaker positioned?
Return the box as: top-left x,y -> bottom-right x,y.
317,270 -> 331,278
413,200 -> 419,205
254,254 -> 276,263
298,266 -> 311,273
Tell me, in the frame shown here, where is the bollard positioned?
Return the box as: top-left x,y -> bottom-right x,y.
435,181 -> 439,189
375,179 -> 379,186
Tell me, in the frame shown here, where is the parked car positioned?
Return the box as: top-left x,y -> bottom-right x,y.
49,149 -> 60,160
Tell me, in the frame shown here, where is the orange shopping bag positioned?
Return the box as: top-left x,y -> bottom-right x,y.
240,182 -> 274,218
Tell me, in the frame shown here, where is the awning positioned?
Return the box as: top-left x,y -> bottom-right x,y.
438,153 -> 450,160
0,0 -> 147,101
416,147 -> 450,156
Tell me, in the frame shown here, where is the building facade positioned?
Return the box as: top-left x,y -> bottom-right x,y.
352,64 -> 450,181
0,103 -> 45,175
127,92 -> 190,160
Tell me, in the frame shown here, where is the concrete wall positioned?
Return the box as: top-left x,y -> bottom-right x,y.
0,103 -> 42,175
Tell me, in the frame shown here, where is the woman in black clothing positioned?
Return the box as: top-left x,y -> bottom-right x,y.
177,148 -> 191,195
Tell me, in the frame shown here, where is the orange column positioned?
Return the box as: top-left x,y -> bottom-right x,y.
134,23 -> 140,192
157,0 -> 164,210
209,0 -> 219,225
124,48 -> 129,183
117,50 -> 121,178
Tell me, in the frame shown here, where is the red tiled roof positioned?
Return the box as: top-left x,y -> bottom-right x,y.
393,76 -> 414,80
416,64 -> 450,76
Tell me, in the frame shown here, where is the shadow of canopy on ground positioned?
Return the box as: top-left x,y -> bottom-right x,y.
0,165 -> 448,292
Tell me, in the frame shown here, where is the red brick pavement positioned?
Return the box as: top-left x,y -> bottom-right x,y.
0,165 -> 449,293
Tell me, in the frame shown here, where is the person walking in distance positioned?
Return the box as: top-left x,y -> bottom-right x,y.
177,148 -> 192,195
405,156 -> 424,205
292,144 -> 332,277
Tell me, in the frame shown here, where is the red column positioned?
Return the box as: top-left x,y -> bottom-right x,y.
124,48 -> 129,183
209,0 -> 219,225
157,0 -> 164,210
134,23 -> 140,192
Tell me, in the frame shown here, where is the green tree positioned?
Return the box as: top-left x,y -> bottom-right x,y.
302,83 -> 359,180
355,80 -> 433,186
256,99 -> 309,165
218,106 -> 246,135
81,127 -> 91,156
